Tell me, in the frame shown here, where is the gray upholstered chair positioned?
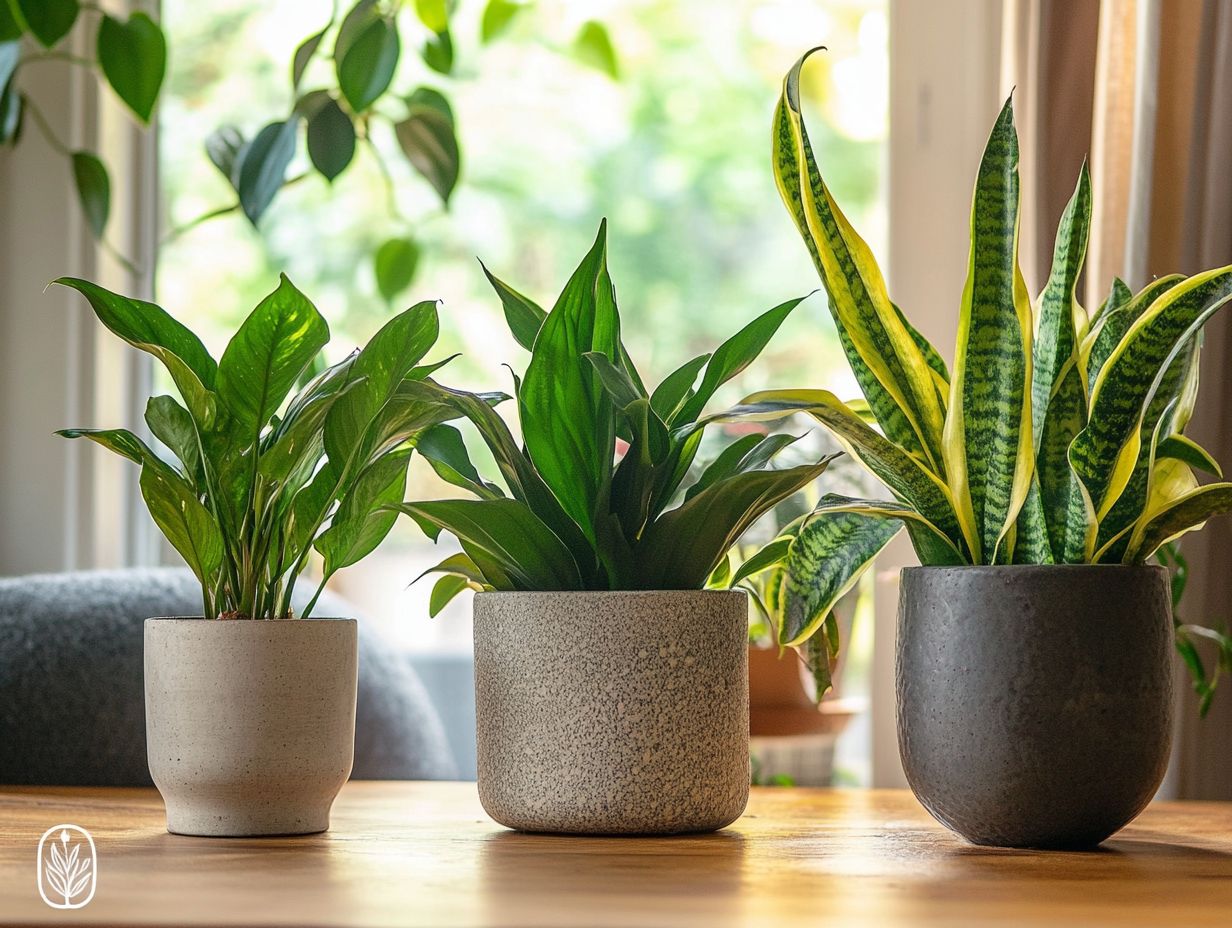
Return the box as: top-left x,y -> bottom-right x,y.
0,568 -> 457,785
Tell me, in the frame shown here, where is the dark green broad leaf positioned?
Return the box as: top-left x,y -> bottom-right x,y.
15,0 -> 78,48
414,0 -> 449,33
145,395 -> 201,482
0,81 -> 22,145
235,118 -> 299,226
217,274 -> 329,442
335,0 -> 376,54
374,237 -> 420,303
139,460 -> 223,587
97,13 -> 166,123
649,353 -> 710,422
422,29 -> 453,75
391,497 -> 583,590
337,15 -> 399,113
415,424 -> 504,500
481,0 -> 523,42
407,86 -> 453,124
395,104 -> 459,206
0,3 -> 22,40
292,27 -> 328,89
71,151 -> 109,239
479,260 -> 544,350
317,448 -> 412,577
205,125 -> 245,185
306,97 -> 355,182
55,426 -> 161,468
572,20 -> 618,79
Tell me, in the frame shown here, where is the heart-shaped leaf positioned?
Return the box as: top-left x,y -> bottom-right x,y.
374,237 -> 420,302
414,0 -> 449,33
573,21 -> 618,79
71,151 -> 109,238
481,0 -> 523,43
306,97 -> 355,182
422,29 -> 453,75
15,0 -> 78,48
337,16 -> 399,112
205,125 -> 245,185
97,12 -> 166,123
395,105 -> 459,206
234,118 -> 299,226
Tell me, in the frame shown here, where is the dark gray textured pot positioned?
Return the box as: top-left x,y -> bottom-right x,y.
897,565 -> 1173,850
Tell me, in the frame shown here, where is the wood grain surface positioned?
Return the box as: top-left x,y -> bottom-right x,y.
1,782 -> 1230,927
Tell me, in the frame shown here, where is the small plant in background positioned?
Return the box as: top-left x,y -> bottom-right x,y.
57,274 -> 462,619
746,49 -> 1232,702
391,221 -> 835,601
1160,543 -> 1232,717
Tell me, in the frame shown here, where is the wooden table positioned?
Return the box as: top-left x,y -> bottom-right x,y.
1,783 -> 1230,927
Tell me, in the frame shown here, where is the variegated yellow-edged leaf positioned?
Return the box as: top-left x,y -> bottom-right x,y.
713,389 -> 968,556
1158,433 -> 1222,477
1012,478 -> 1056,564
1083,275 -> 1184,397
773,49 -> 947,473
1071,267 -> 1232,520
1038,360 -> 1091,562
1088,277 -> 1132,327
808,494 -> 966,563
1126,482 -> 1232,563
942,97 -> 1034,564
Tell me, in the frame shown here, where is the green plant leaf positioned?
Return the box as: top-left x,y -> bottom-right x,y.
139,460 -> 223,590
395,104 -> 459,206
777,507 -> 901,646
205,125 -> 245,185
774,49 -> 948,473
676,296 -> 806,424
70,151 -> 109,239
650,353 -> 710,422
730,536 -> 794,587
316,448 -> 412,577
306,97 -> 356,182
429,574 -> 470,616
422,29 -> 453,75
97,12 -> 166,123
480,260 -> 545,350
392,498 -> 583,590
415,423 -> 504,499
145,395 -> 201,482
481,0 -> 523,42
942,96 -> 1034,564
1084,275 -> 1183,396
1127,483 -> 1232,563
573,20 -> 618,79
1157,434 -> 1222,477
374,237 -> 420,303
15,0 -> 77,48
56,426 -> 161,468
338,15 -> 399,112
406,86 -> 454,123
1036,360 -> 1090,562
0,3 -> 22,41
1089,277 -> 1133,326
414,0 -> 449,33
0,80 -> 22,144
292,27 -> 328,89
259,369 -> 362,486
235,118 -> 299,226
584,350 -> 644,408
217,274 -> 329,443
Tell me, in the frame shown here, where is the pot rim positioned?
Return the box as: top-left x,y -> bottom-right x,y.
474,589 -> 747,600
902,564 -> 1167,575
144,616 -> 356,624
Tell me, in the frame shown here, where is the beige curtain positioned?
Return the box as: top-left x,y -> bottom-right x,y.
1003,0 -> 1232,799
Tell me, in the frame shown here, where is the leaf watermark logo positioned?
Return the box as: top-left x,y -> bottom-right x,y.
37,825 -> 97,910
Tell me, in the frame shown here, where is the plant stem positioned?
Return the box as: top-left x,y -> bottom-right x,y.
22,97 -> 71,157
159,173 -> 312,246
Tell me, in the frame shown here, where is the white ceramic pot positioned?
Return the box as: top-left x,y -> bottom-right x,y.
144,618 -> 357,837
473,590 -> 749,835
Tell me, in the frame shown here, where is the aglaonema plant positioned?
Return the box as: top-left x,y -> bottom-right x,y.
57,275 -> 462,620
727,49 -> 1232,701
390,221 -> 837,606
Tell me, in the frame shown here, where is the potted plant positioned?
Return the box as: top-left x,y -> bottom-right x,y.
58,275 -> 457,836
737,49 -> 1232,849
390,222 -> 834,834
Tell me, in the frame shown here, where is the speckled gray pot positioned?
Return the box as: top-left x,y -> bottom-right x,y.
144,618 -> 357,837
897,566 -> 1173,849
474,591 -> 749,835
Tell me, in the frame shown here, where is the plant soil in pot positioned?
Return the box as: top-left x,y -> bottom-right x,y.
146,618 -> 358,836
474,591 -> 748,834
58,276 -> 461,836
897,566 -> 1172,849
394,223 -> 839,834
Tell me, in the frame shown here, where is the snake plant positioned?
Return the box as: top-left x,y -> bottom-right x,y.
391,221 -> 835,606
731,50 -> 1232,689
58,275 -> 459,619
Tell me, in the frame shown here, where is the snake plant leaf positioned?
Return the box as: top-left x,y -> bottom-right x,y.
943,97 -> 1034,564
1158,434 -> 1223,477
715,389 -> 966,552
480,260 -> 545,351
639,459 -> 835,590
1090,277 -> 1133,326
415,424 -> 504,500
519,223 -> 619,543
1071,267 -> 1232,519
808,494 -> 966,564
217,275 -> 329,444
1127,483 -> 1232,563
316,448 -> 412,578
650,353 -> 711,424
1032,164 -> 1091,447
145,395 -> 202,484
429,574 -> 471,617
675,296 -> 807,424
1035,359 -> 1090,562
892,301 -> 949,390
773,49 -> 947,471
1011,478 -> 1056,564
776,506 -> 902,646
392,498 -> 583,590
1084,275 -> 1184,396
139,460 -> 223,588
